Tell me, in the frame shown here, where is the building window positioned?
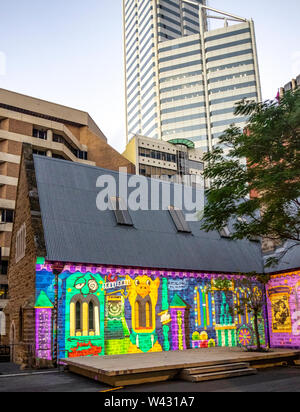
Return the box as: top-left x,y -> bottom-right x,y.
139,166 -> 147,176
53,134 -> 87,160
0,209 -> 14,223
0,285 -> 8,300
70,297 -> 100,337
0,260 -> 8,275
138,147 -> 176,163
75,301 -> 81,333
110,197 -> 133,226
33,129 -> 47,140
78,151 -> 88,160
52,154 -> 66,160
88,301 -> 94,333
15,223 -> 26,263
33,150 -> 47,156
168,206 -> 191,233
134,298 -> 152,330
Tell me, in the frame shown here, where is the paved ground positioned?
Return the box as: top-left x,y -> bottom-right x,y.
124,366 -> 300,393
0,364 -> 300,392
0,364 -> 106,392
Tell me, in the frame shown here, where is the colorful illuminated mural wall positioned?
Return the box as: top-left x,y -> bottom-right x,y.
266,271 -> 300,348
35,259 -> 268,361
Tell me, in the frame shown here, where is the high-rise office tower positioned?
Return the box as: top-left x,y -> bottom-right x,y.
123,0 -> 262,152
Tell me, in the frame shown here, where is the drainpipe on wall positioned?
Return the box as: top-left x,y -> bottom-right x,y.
52,262 -> 65,368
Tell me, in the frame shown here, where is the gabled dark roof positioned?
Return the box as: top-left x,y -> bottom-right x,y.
264,241 -> 300,274
33,155 -> 264,274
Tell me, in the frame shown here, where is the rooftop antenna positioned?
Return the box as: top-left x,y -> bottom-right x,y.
183,0 -> 248,29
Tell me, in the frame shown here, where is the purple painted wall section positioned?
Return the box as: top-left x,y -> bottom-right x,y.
266,271 -> 300,348
35,308 -> 52,360
170,308 -> 187,351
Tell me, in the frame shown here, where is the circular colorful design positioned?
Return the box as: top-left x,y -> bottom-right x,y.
237,326 -> 253,347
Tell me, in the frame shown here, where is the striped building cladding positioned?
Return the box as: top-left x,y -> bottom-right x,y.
123,0 -> 261,152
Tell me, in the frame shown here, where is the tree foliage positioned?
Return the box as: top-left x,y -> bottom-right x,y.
202,90 -> 300,266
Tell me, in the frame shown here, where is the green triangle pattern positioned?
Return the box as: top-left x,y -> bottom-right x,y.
35,291 -> 54,308
170,294 -> 187,308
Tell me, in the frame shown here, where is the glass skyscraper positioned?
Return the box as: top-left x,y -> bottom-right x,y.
123,0 -> 262,152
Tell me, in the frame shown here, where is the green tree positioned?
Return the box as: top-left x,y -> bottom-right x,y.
201,90 -> 300,267
213,273 -> 270,351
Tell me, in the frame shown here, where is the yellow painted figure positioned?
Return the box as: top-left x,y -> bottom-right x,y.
126,275 -> 162,353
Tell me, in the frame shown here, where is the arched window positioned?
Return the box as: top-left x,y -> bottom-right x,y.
75,301 -> 81,332
89,301 -> 94,332
70,297 -> 100,337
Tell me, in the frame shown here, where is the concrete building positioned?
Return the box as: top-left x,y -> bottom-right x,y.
0,88 -> 134,312
123,0 -> 262,153
123,134 -> 205,186
279,74 -> 300,98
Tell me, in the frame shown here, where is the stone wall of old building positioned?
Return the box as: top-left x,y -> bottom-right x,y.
5,146 -> 41,365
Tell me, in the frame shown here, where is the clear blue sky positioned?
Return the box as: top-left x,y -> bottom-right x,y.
0,0 -> 299,153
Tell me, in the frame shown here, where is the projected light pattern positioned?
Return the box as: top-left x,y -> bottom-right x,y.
35,261 -> 270,361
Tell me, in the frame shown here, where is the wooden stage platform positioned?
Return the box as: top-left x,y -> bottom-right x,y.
63,347 -> 300,387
